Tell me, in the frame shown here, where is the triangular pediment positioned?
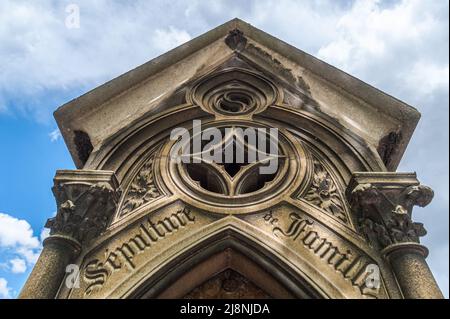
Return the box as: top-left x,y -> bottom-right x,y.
54,18 -> 420,170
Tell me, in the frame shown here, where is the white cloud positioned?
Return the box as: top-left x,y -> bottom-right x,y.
0,278 -> 11,299
49,128 -> 62,142
0,0 -> 448,297
0,1 -> 192,122
406,63 -> 449,96
3,0 -> 446,120
152,26 -> 191,52
9,258 -> 26,274
0,213 -> 52,298
317,0 -> 449,99
0,213 -> 40,248
0,212 -> 41,264
40,228 -> 50,242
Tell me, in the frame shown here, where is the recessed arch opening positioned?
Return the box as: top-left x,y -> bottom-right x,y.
127,230 -> 324,299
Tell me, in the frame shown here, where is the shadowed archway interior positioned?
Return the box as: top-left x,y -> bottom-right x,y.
128,231 -> 323,299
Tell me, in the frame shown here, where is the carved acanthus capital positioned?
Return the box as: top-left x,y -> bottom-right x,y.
347,173 -> 434,250
46,170 -> 121,245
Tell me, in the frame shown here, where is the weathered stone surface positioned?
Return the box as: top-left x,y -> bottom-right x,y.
348,173 -> 433,250
21,19 -> 442,299
347,172 -> 443,298
18,236 -> 80,299
384,244 -> 443,298
243,205 -> 393,299
64,202 -> 217,298
47,170 -> 121,244
54,19 -> 419,171
19,170 -> 121,299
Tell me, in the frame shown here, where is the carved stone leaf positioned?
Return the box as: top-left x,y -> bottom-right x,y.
350,180 -> 432,249
358,214 -> 427,249
120,154 -> 162,217
47,180 -> 119,244
302,160 -> 349,224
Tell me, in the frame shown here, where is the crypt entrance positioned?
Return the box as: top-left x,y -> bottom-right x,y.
131,232 -> 323,299
20,19 -> 443,299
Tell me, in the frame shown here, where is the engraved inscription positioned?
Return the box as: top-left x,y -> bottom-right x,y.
83,207 -> 195,295
264,211 -> 379,297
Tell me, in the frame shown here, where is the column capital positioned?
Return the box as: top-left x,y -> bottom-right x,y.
45,170 -> 121,245
347,172 -> 434,250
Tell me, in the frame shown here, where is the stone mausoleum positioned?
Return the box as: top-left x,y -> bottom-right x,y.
20,19 -> 443,299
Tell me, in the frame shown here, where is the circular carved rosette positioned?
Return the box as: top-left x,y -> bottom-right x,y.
188,68 -> 281,118
160,120 -> 308,214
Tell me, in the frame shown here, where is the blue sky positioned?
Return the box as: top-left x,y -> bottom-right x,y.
0,0 -> 448,298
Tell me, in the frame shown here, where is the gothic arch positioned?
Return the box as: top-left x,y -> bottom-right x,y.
61,63 -> 397,300
78,216 -> 373,299
83,62 -> 386,181
128,230 -> 322,299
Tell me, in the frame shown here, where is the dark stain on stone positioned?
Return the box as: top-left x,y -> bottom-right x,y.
296,75 -> 311,93
74,130 -> 93,165
245,43 -> 311,94
282,89 -> 306,109
225,29 -> 247,51
164,87 -> 187,106
221,54 -> 253,69
377,131 -> 402,167
283,88 -> 320,111
246,43 -> 295,82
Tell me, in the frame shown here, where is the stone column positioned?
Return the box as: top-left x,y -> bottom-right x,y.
19,170 -> 120,299
348,172 -> 444,299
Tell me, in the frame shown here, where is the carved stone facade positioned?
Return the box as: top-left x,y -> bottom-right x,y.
20,19 -> 443,299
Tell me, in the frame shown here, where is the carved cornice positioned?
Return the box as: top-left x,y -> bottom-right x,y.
46,170 -> 121,245
347,173 -> 433,250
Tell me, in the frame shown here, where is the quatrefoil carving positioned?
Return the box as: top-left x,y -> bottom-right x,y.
165,121 -> 306,214
177,127 -> 287,197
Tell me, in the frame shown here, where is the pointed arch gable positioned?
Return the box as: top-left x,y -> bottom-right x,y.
56,56 -> 401,300
79,216 -> 372,299
120,216 -> 339,298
